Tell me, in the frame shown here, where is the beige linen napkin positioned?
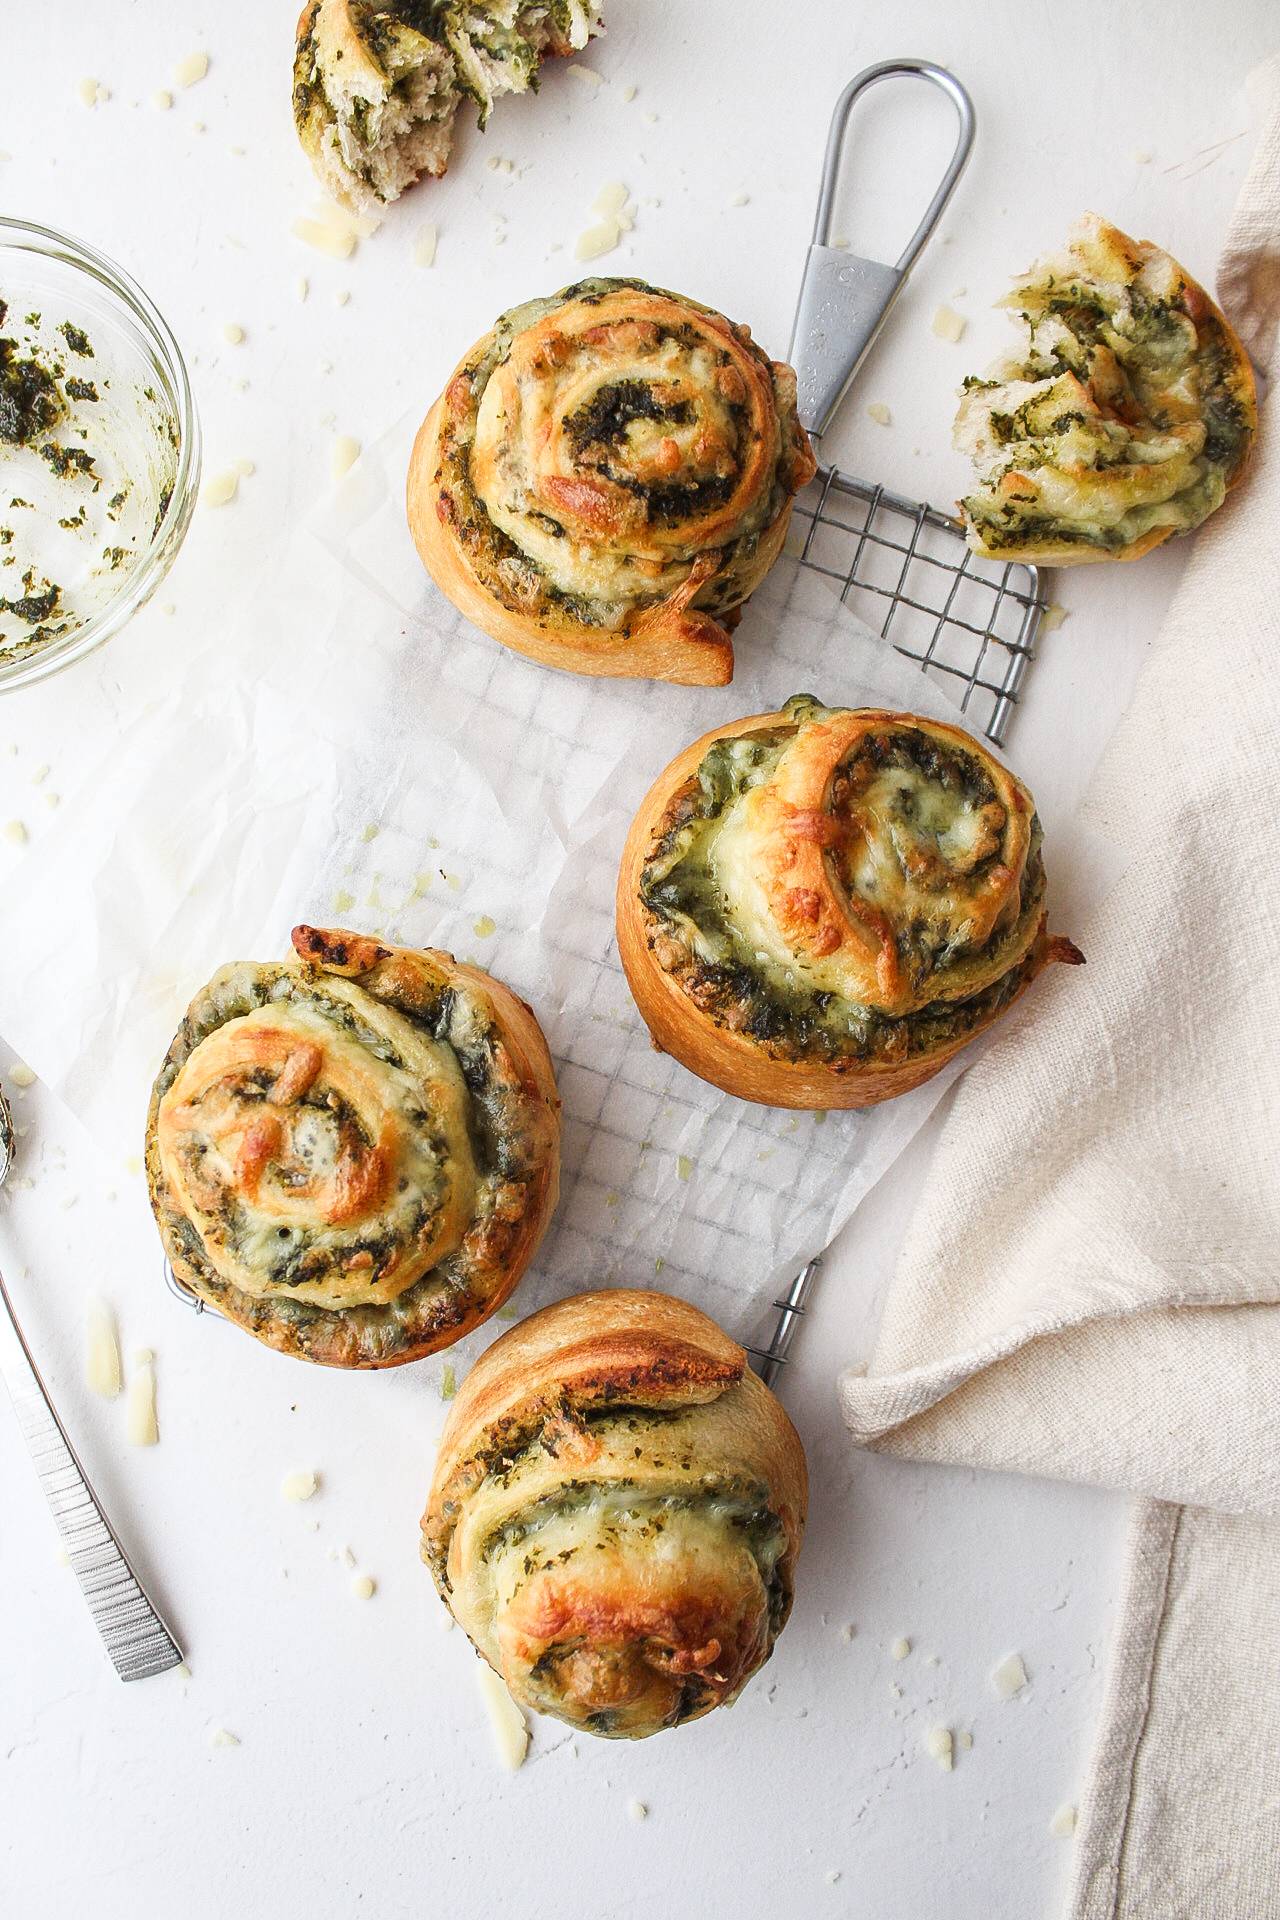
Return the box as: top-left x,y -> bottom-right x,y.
840,58 -> 1280,1920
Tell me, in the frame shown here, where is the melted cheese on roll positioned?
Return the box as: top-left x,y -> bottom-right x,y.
955,213 -> 1256,564
146,927 -> 560,1367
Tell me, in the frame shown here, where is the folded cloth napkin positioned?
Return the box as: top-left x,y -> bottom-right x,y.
839,56 -> 1280,1920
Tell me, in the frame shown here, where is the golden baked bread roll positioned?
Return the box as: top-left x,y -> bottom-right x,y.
617,696 -> 1082,1109
422,1288 -> 807,1739
955,212 -> 1256,564
293,0 -> 600,210
407,277 -> 816,685
146,927 -> 559,1367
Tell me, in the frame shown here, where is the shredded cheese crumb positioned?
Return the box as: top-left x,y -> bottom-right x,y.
676,1155 -> 693,1182
990,1651 -> 1029,1700
594,181 -> 630,217
234,458 -> 255,477
1133,148 -> 1154,165
77,77 -> 101,108
222,322 -> 244,345
281,1470 -> 318,1502
472,915 -> 496,938
296,276 -> 309,302
414,224 -> 438,268
334,289 -> 350,307
209,1726 -> 240,1748
890,1637 -> 911,1660
332,889 -> 355,913
477,1665 -> 529,1770
729,191 -> 750,208
9,1062 -> 35,1088
4,820 -> 28,844
176,52 -> 209,88
1049,1803 -> 1078,1838
839,1623 -> 856,1642
441,1363 -> 457,1401
331,435 -> 361,481
292,217 -> 356,260
175,1662 -> 191,1681
931,304 -> 967,343
866,402 -> 892,427
86,1298 -> 123,1399
201,470 -> 239,508
957,1730 -> 973,1751
575,221 -> 619,262
127,1354 -> 159,1447
351,1574 -> 376,1600
925,1727 -> 954,1771
620,83 -> 637,102
568,63 -> 604,87
154,89 -> 173,110
1041,602 -> 1068,631
628,1799 -> 648,1822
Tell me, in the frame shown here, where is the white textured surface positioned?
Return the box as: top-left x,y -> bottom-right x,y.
0,4 -> 1270,1916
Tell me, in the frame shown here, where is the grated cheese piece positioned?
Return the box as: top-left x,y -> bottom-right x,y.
575,220 -> 619,262
568,63 -> 604,87
296,276 -> 309,302
1049,1803 -> 1078,1837
925,1726 -> 954,1771
153,89 -> 173,110
620,84 -> 637,102
1133,148 -> 1154,165
332,888 -> 355,913
77,77 -> 100,108
176,52 -> 209,88
127,1354 -> 159,1446
9,1062 -> 35,1088
866,402 -> 892,427
593,181 -> 630,217
334,289 -> 350,307
729,192 -> 750,208
31,764 -> 48,785
292,217 -> 356,260
676,1155 -> 693,1182
628,1799 -> 648,1822
281,1470 -> 318,1502
477,1665 -> 529,1770
222,322 -> 244,345
839,1623 -> 856,1642
990,1650 -> 1029,1700
86,1297 -> 122,1399
3,820 -> 27,844
932,304 -> 967,343
414,224 -> 438,268
234,458 -> 255,477
441,1363 -> 457,1401
331,435 -> 361,481
890,1636 -> 911,1660
209,1726 -> 240,1748
351,1574 -> 376,1600
202,470 -> 239,508
1041,602 -> 1068,631
472,915 -> 496,938
957,1729 -> 973,1750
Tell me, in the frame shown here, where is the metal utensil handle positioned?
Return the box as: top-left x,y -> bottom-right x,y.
789,58 -> 975,438
746,1256 -> 823,1390
0,1268 -> 184,1681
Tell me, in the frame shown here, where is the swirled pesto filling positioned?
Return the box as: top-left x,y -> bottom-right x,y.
150,960 -> 533,1347
640,695 -> 1046,1066
956,234 -> 1254,556
436,278 -> 800,632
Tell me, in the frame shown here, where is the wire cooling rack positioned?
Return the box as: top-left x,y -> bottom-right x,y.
791,467 -> 1045,748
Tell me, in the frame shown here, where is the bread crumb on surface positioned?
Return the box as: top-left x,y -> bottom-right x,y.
281,1470 -> 318,1503
176,52 -> 209,88
1050,1803 -> 1078,1838
925,1726 -> 954,1771
477,1665 -> 528,1771
932,304 -> 967,343
990,1651 -> 1029,1700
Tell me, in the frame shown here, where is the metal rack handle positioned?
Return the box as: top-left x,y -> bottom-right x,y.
789,59 -> 976,440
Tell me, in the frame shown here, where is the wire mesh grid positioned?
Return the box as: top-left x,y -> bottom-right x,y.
792,466 -> 1046,747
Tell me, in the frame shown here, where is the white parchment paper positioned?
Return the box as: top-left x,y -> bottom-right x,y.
0,410 -> 1059,1341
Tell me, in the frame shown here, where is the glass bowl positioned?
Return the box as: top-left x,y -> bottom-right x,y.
0,217 -> 199,690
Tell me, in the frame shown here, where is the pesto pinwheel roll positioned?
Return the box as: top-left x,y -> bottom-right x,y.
406,278 -> 816,685
145,927 -> 560,1368
955,213 -> 1256,564
422,1288 -> 807,1739
293,0 -> 600,210
617,697 -> 1083,1109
